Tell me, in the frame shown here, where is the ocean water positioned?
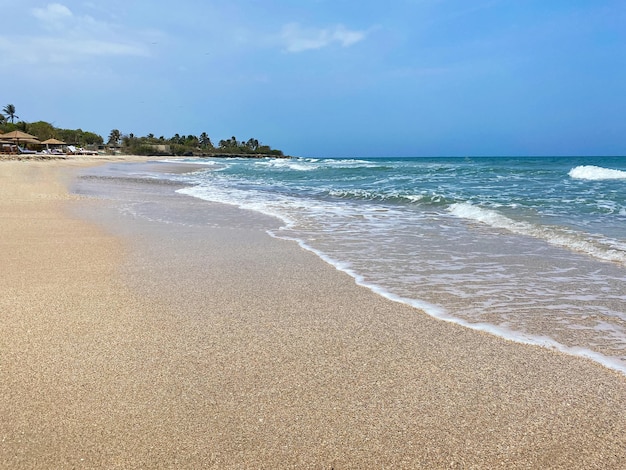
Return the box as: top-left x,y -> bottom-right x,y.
157,156 -> 624,374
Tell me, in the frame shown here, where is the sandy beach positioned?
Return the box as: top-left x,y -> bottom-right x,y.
1,158 -> 625,469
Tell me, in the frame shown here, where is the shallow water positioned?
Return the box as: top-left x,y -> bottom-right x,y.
77,156 -> 626,374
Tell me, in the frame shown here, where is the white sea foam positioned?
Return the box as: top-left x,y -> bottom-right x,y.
172,161 -> 626,377
327,187 -> 432,204
569,165 -> 626,180
321,158 -> 381,167
256,159 -> 316,171
158,158 -> 220,166
268,231 -> 626,376
448,203 -> 626,265
178,184 -> 297,228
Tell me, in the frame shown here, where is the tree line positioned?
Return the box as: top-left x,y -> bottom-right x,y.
108,129 -> 284,157
1,104 -> 103,146
1,104 -> 285,157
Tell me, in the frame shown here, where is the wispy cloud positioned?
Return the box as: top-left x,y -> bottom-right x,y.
0,2 -> 151,67
0,36 -> 148,65
31,3 -> 73,28
281,23 -> 368,53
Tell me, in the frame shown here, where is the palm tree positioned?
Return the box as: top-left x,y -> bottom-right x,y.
3,104 -> 19,123
245,138 -> 259,151
108,129 -> 121,146
199,132 -> 212,149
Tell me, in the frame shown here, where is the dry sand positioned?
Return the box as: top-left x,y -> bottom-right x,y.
1,158 -> 625,469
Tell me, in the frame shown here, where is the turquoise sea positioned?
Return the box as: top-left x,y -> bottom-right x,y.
132,156 -> 626,373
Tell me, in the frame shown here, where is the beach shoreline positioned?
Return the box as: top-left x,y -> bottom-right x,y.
1,157 -> 625,468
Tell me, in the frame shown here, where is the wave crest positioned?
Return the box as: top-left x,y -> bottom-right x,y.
448,203 -> 626,265
569,165 -> 626,181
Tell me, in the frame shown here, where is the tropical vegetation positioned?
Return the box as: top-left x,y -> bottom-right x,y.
1,104 -> 285,157
2,104 -> 18,123
113,131 -> 284,157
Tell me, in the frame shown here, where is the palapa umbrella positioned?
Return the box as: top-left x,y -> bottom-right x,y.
0,130 -> 40,151
0,130 -> 41,154
1,130 -> 39,141
41,138 -> 66,145
41,137 -> 66,153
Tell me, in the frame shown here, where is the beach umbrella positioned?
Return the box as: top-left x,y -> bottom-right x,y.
41,138 -> 66,145
41,137 -> 66,152
0,131 -> 40,154
0,130 -> 40,149
0,130 -> 39,141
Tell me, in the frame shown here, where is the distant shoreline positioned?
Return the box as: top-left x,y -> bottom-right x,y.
0,152 -> 292,162
0,154 -> 148,162
169,152 -> 292,159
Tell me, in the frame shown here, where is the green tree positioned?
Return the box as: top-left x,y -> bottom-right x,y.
185,134 -> 199,147
245,138 -> 259,151
121,133 -> 133,148
82,131 -> 103,145
28,121 -> 56,141
108,129 -> 121,146
199,132 -> 213,149
57,129 -> 78,144
257,145 -> 283,156
2,104 -> 18,123
218,136 -> 239,151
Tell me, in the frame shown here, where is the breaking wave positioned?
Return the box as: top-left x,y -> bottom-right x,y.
569,165 -> 626,181
448,202 -> 626,265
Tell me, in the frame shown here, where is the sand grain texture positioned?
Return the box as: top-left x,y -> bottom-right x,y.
1,159 -> 625,469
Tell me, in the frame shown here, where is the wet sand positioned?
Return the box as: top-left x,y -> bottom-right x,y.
1,159 -> 625,469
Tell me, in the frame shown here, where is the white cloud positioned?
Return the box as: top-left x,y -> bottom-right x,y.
0,35 -> 149,66
281,23 -> 367,53
31,3 -> 73,29
0,2 -> 152,67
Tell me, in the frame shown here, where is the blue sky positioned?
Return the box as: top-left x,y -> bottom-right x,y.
1,1 -> 624,157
